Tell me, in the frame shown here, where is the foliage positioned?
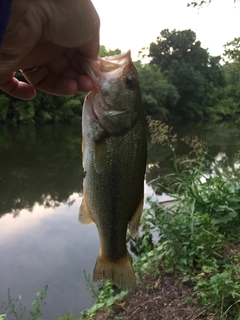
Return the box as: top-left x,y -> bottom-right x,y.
214,37 -> 240,118
59,272 -> 129,319
130,119 -> 240,318
99,45 -> 121,57
12,100 -> 35,123
0,95 -> 10,121
0,286 -> 48,320
135,62 -> 180,119
224,37 -> 240,64
187,0 -> 212,7
58,316 -> 75,320
0,69 -> 86,124
148,29 -> 225,119
0,90 -> 85,124
80,280 -> 128,319
187,0 -> 238,7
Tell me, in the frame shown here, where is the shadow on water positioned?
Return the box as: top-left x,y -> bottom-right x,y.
0,120 -> 240,318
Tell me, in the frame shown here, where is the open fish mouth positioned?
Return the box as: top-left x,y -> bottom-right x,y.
83,51 -> 132,89
99,51 -> 131,71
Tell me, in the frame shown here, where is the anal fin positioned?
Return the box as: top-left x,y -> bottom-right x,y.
128,193 -> 144,239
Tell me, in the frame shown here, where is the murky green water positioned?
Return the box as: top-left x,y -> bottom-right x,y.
0,121 -> 240,319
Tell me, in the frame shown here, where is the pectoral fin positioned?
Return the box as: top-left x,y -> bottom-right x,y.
79,198 -> 94,225
93,139 -> 107,173
128,194 -> 144,239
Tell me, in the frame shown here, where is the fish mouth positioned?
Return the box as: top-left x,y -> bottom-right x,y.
84,51 -> 131,118
83,51 -> 132,89
99,51 -> 131,72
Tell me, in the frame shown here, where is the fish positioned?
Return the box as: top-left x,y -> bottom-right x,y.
79,51 -> 147,290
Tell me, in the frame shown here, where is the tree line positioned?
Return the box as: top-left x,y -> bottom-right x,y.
138,29 -> 240,121
0,33 -> 240,123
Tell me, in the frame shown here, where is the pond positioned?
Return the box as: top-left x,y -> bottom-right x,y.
0,120 -> 240,319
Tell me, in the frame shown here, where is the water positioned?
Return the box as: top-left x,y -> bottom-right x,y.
0,121 -> 240,319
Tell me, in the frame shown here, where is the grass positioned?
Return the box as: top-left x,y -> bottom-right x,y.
0,286 -> 48,320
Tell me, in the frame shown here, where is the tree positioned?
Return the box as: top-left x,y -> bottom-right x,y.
135,62 -> 179,119
187,0 -> 212,7
213,37 -> 240,117
149,29 -> 224,119
188,0 -> 237,8
223,37 -> 240,64
99,45 -> 121,57
0,95 -> 10,122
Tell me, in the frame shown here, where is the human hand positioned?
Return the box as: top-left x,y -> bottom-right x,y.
0,0 -> 100,100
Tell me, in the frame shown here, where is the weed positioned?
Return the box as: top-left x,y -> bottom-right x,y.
80,281 -> 128,320
130,118 -> 240,318
58,315 -> 76,320
0,286 -> 48,320
83,271 -> 99,302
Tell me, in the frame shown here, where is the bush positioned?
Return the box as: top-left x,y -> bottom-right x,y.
130,118 -> 240,318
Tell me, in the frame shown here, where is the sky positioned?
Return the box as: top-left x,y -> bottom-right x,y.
91,0 -> 240,61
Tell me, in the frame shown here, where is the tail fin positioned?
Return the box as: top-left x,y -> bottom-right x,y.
93,250 -> 136,290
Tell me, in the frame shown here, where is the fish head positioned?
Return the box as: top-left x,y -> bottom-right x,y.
85,51 -> 142,135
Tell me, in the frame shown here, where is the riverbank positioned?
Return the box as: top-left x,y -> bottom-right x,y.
77,197 -> 240,320
94,272 -> 205,320
73,125 -> 240,320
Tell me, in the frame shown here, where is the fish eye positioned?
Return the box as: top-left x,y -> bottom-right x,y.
125,75 -> 136,89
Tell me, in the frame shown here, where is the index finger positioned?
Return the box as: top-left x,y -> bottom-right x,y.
0,72 -> 36,99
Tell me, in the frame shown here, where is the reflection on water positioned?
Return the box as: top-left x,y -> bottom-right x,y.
0,121 -> 240,318
0,193 -> 100,319
0,124 -> 83,217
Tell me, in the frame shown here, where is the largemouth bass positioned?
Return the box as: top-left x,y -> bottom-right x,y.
79,51 -> 147,289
